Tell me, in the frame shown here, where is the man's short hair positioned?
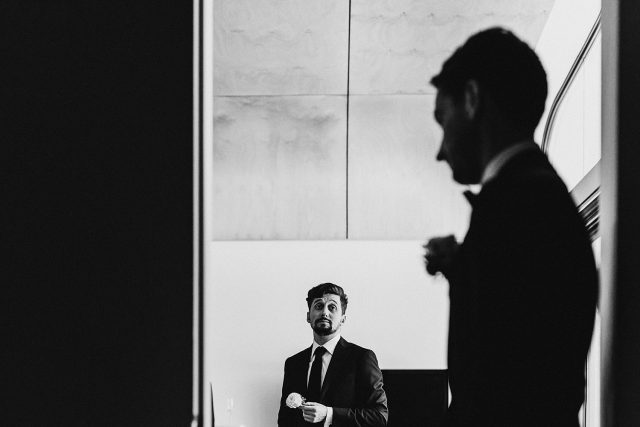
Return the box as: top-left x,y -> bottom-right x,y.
430,27 -> 547,135
306,283 -> 348,314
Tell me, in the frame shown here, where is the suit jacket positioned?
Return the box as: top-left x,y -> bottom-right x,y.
446,146 -> 598,427
278,337 -> 388,427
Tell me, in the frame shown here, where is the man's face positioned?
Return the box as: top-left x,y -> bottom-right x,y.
434,90 -> 482,185
307,293 -> 345,337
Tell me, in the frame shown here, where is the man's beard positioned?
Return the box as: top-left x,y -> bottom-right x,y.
312,319 -> 336,336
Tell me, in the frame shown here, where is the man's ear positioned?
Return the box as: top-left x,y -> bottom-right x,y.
306,312 -> 310,323
341,314 -> 346,324
464,79 -> 480,119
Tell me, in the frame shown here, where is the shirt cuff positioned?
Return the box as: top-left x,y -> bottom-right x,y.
324,407 -> 333,426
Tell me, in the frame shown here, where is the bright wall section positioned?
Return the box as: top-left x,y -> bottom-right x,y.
205,240 -> 449,427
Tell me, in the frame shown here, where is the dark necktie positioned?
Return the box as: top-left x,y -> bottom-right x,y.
307,346 -> 327,403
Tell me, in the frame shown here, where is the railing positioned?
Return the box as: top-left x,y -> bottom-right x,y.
541,12 -> 601,240
541,13 -> 601,153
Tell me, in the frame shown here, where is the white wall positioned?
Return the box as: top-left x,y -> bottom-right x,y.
543,34 -> 601,190
205,240 -> 451,427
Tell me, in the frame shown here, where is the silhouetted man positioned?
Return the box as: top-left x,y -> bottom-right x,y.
278,283 -> 388,427
424,28 -> 598,427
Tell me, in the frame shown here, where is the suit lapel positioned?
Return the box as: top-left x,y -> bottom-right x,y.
319,337 -> 351,402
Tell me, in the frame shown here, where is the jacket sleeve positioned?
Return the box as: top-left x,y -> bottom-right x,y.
278,358 -> 302,427
331,350 -> 388,427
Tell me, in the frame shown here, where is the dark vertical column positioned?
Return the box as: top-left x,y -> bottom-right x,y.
601,1 -> 640,426
6,1 -> 194,425
346,0 -> 352,239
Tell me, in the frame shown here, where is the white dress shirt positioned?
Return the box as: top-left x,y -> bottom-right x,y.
307,334 -> 341,426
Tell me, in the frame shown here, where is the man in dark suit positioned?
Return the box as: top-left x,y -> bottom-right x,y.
278,283 -> 388,426
424,28 -> 598,427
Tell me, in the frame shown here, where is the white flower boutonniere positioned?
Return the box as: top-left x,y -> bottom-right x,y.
286,392 -> 305,409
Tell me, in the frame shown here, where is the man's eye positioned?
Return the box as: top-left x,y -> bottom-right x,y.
315,303 -> 323,310
329,305 -> 336,311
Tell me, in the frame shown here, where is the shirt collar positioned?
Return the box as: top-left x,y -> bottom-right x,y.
311,334 -> 341,359
481,140 -> 538,185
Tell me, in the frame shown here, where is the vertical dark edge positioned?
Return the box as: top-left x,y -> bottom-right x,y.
211,383 -> 215,426
346,0 -> 352,239
443,370 -> 449,417
197,0 -> 205,424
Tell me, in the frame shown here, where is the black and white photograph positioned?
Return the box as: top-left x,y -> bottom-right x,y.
7,0 -> 640,426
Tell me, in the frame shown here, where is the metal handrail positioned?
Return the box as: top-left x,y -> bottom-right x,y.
541,12 -> 602,153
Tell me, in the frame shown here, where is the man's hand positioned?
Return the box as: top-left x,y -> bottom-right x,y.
423,235 -> 459,278
301,402 -> 327,423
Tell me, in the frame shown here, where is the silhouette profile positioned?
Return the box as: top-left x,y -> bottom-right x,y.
424,28 -> 598,427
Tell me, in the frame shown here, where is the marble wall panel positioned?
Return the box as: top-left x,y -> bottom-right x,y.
350,0 -> 555,95
348,94 -> 471,239
214,0 -> 349,96
213,95 -> 347,240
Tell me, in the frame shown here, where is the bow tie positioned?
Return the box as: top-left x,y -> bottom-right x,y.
463,190 -> 478,207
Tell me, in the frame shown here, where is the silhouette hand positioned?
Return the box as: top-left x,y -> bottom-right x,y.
423,235 -> 459,277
